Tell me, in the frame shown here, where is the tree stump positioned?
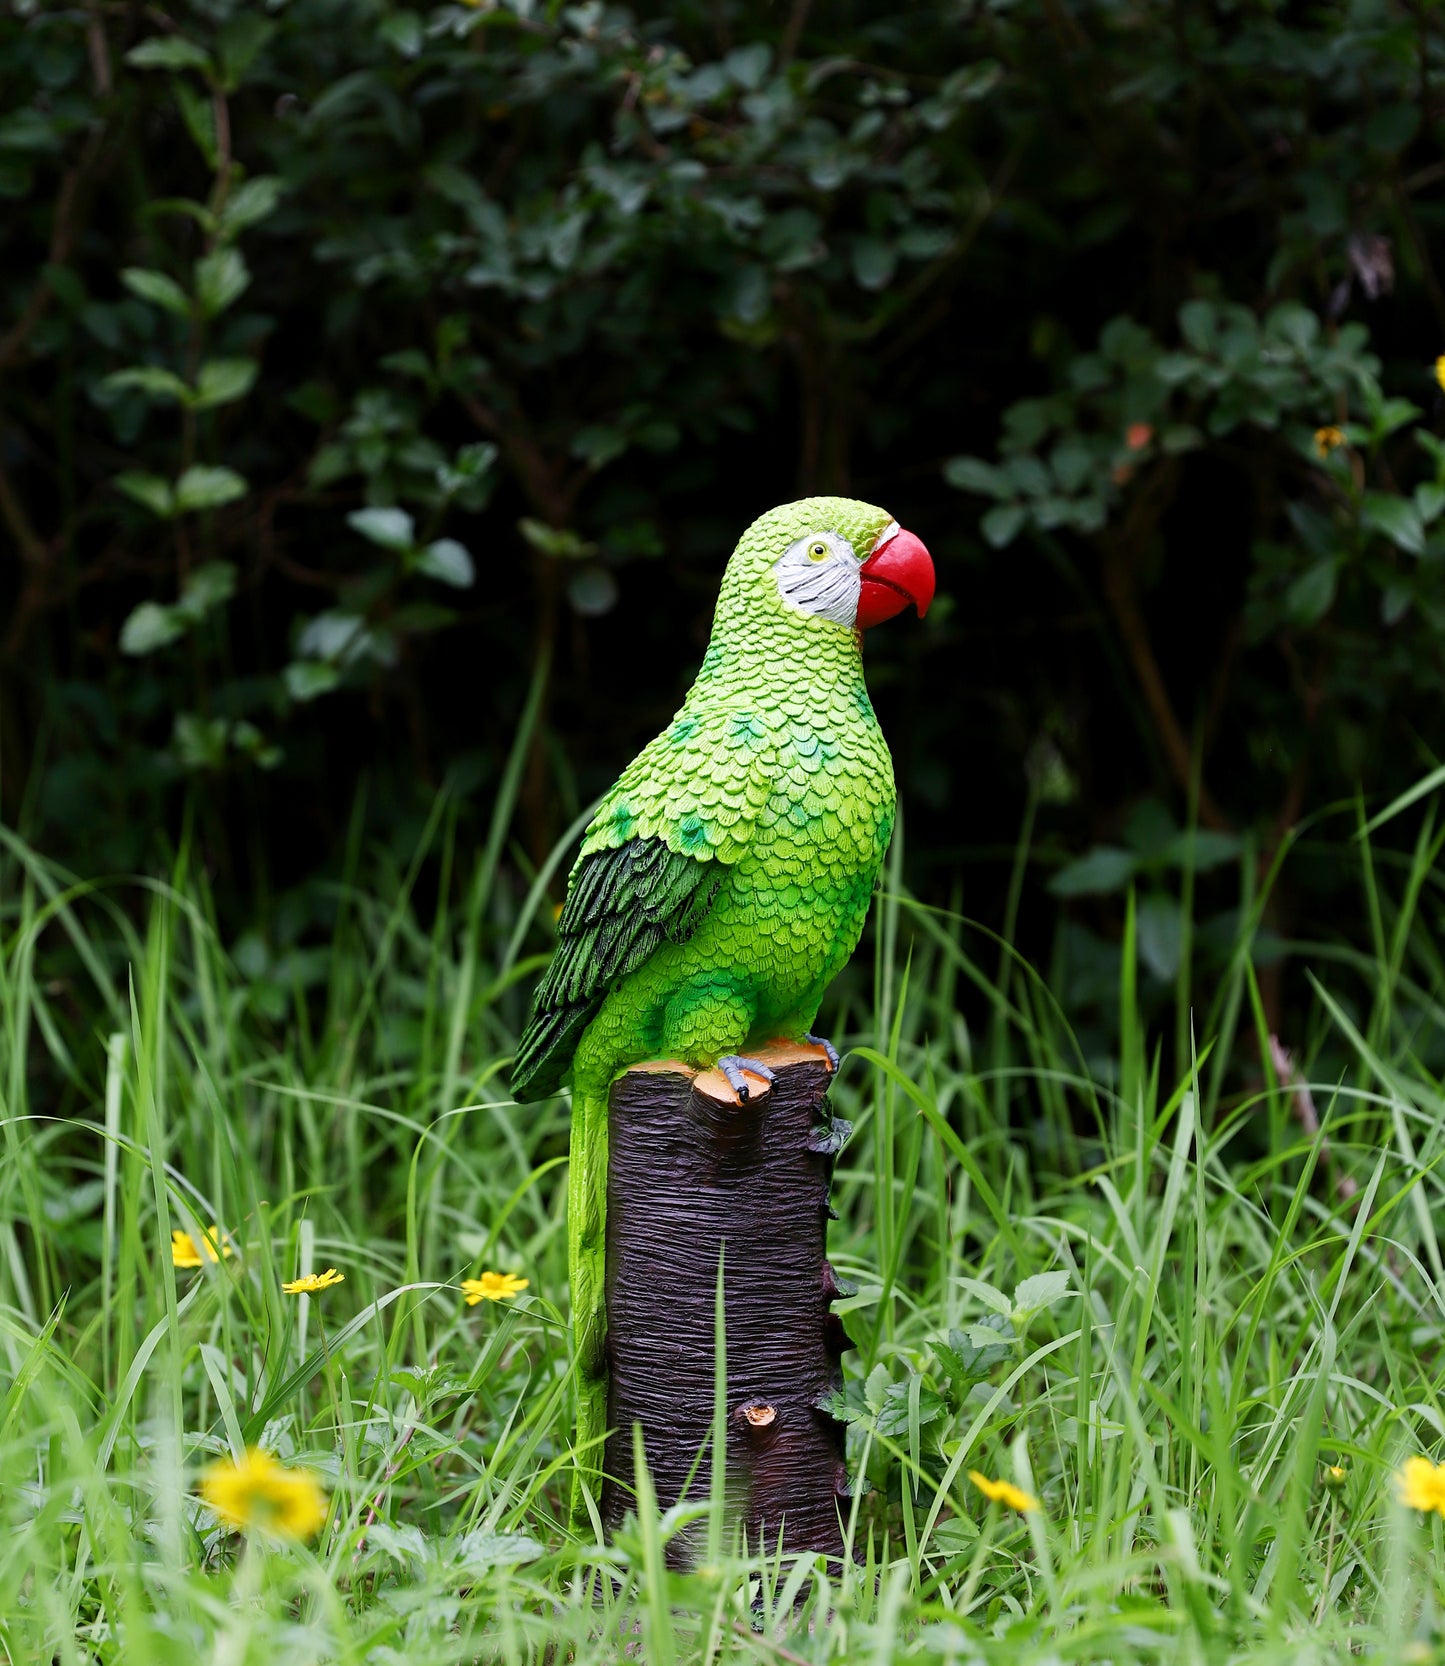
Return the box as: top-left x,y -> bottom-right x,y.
599,1046 -> 854,1563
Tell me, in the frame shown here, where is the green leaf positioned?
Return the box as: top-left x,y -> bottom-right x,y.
194,248 -> 249,318
1003,455 -> 1052,498
125,36 -> 212,73
1382,583 -> 1411,626
1361,492 -> 1425,556
874,1375 -> 947,1438
943,60 -> 1003,102
218,176 -> 283,237
445,442 -> 498,487
297,610 -> 372,664
1364,102 -> 1420,154
348,506 -> 415,551
1266,301 -> 1320,352
454,1531 -> 545,1575
1284,559 -> 1337,625
944,456 -> 1007,498
980,503 -> 1025,548
284,660 -> 343,702
851,236 -> 896,292
380,347 -> 434,384
959,1322 -> 1011,1352
1161,423 -> 1203,454
101,366 -> 191,404
1012,1270 -> 1073,1318
1049,438 -> 1094,494
415,538 -> 475,588
724,42 -> 772,90
1154,352 -> 1201,386
120,601 -> 185,655
936,1316 -> 1013,1387
1178,299 -> 1217,354
172,78 -> 219,169
517,518 -> 596,560
1371,396 -> 1423,441
231,721 -> 281,769
1160,829 -> 1242,871
120,267 -> 191,317
391,602 -> 459,634
193,358 -> 258,410
953,1276 -> 1013,1317
114,471 -> 175,518
1049,846 -> 1139,897
171,712 -> 229,771
572,425 -> 628,470
567,565 -> 619,617
144,196 -> 217,236
217,14 -> 275,90
380,11 -> 424,57
177,561 -> 238,618
1137,892 -> 1183,981
174,465 -> 247,512
308,443 -> 351,489
927,1517 -> 980,1553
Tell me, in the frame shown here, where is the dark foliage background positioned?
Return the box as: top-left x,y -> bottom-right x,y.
6,0 -> 1445,1063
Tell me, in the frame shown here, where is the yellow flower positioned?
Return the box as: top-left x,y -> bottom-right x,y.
1434,355 -> 1445,394
968,1469 -> 1040,1513
462,1270 -> 529,1305
171,1225 -> 233,1268
1313,425 -> 1345,458
1323,1463 -> 1348,1492
200,1447 -> 328,1539
282,1268 -> 344,1295
1396,1455 -> 1445,1515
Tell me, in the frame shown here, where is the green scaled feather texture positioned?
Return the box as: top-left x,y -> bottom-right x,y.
511,496 -> 904,1528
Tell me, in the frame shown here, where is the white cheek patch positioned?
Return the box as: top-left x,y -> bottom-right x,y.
774,532 -> 861,627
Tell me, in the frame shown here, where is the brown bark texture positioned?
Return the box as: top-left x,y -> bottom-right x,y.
600,1055 -> 854,1563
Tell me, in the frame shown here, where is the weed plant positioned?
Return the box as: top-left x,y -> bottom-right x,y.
3,776 -> 1445,1663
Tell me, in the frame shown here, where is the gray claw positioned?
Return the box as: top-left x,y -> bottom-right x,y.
806,1032 -> 841,1072
717,1055 -> 777,1102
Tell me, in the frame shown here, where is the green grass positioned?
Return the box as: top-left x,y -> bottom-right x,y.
3,796 -> 1445,1665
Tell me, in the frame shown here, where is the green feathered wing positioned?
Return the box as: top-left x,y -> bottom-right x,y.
511,707 -> 776,1524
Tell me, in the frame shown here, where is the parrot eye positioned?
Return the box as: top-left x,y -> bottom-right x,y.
772,527 -> 861,626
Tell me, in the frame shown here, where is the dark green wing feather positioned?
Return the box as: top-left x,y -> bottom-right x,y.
510,836 -> 722,1100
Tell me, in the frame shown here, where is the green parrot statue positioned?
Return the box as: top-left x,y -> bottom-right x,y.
509,496 -> 934,1525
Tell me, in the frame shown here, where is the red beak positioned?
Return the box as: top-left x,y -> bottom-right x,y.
855,526 -> 935,630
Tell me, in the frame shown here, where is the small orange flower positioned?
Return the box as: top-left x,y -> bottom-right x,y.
1124,422 -> 1153,451
1313,425 -> 1346,458
1433,355 -> 1445,394
462,1270 -> 529,1305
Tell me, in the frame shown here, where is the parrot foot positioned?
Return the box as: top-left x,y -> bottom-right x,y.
805,1032 -> 841,1073
717,1055 -> 776,1102
694,1055 -> 776,1106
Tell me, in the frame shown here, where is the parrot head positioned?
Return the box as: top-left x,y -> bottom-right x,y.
719,496 -> 934,636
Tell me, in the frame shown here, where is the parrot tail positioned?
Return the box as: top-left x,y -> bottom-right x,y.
568,1080 -> 610,1531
